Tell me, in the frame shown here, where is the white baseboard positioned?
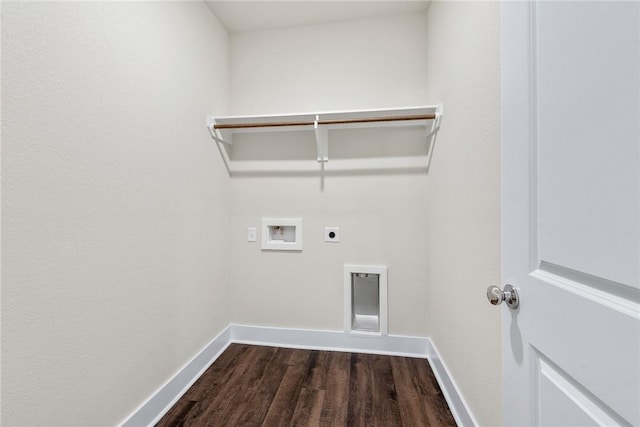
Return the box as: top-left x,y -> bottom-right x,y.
119,325 -> 232,427
230,323 -> 428,358
426,338 -> 479,427
120,324 -> 476,427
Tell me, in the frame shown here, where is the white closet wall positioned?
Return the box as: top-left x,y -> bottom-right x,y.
425,2 -> 502,426
227,13 -> 432,335
1,3 -> 230,425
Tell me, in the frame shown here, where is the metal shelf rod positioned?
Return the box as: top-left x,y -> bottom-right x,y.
213,114 -> 436,130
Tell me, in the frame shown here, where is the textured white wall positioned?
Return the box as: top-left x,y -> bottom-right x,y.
230,13 -> 429,115
228,13 -> 431,336
1,2 -> 230,425
425,2 -> 502,426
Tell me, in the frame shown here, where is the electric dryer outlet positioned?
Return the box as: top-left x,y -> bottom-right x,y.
325,227 -> 340,242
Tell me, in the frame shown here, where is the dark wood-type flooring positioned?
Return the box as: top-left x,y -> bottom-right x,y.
157,343 -> 457,426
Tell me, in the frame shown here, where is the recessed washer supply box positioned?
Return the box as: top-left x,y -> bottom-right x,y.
261,218 -> 302,251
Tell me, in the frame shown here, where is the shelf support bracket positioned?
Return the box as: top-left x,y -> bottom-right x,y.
207,117 -> 233,145
425,104 -> 443,172
425,114 -> 442,141
206,117 -> 232,175
314,115 -> 329,163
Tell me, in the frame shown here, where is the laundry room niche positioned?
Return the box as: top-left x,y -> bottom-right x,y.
225,12 -> 431,338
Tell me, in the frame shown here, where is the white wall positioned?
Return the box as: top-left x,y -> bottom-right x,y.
230,13 -> 429,115
1,2 -> 230,425
425,2 -> 502,426
228,13 -> 432,336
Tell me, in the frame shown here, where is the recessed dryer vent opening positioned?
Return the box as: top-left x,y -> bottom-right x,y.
352,273 -> 380,332
344,265 -> 388,335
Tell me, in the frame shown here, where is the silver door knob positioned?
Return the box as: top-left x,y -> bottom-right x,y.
486,284 -> 519,309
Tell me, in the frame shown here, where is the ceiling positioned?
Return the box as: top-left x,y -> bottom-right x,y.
205,1 -> 430,33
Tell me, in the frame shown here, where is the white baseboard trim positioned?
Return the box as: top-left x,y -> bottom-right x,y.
426,338 -> 478,427
230,323 -> 429,358
119,324 -> 476,427
119,325 -> 232,427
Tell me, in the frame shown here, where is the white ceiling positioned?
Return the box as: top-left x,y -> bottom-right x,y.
205,1 -> 430,33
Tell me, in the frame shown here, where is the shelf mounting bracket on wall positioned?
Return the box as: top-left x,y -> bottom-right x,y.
425,104 -> 443,172
207,117 -> 233,146
206,116 -> 232,175
314,115 -> 329,163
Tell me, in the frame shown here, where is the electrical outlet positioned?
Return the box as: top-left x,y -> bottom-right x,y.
325,227 -> 340,243
247,227 -> 257,242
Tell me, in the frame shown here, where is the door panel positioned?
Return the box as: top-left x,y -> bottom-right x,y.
536,1 -> 639,287
537,355 -> 618,427
526,277 -> 639,425
502,2 -> 640,426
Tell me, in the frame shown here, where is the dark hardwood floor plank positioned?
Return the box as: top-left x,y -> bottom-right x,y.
305,350 -> 332,391
180,345 -> 267,426
370,353 -> 402,427
319,351 -> 350,427
196,345 -> 278,426
156,344 -> 457,427
347,353 -> 373,427
260,349 -> 313,426
290,387 -> 326,426
226,347 -> 293,426
409,356 -> 441,395
408,357 -> 457,426
390,356 -> 434,426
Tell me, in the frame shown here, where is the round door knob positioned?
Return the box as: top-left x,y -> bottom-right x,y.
486,284 -> 519,309
486,285 -> 503,305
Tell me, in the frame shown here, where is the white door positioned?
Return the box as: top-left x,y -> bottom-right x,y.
501,1 -> 640,426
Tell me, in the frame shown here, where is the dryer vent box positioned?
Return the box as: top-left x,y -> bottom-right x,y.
344,265 -> 388,335
261,218 -> 302,251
